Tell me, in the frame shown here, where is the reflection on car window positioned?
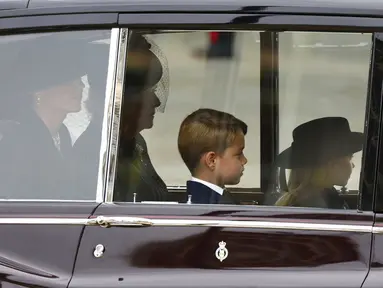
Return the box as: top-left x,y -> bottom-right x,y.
113,32 -> 169,203
0,30 -> 111,200
114,30 -> 371,210
274,32 -> 371,209
274,117 -> 363,209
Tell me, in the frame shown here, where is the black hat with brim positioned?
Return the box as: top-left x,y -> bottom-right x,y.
123,50 -> 163,98
276,117 -> 364,169
0,33 -> 89,98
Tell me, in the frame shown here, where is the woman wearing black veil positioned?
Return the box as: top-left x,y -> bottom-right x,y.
73,32 -> 169,202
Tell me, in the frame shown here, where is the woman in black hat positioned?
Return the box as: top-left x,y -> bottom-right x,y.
113,33 -> 169,202
73,32 -> 169,202
274,117 -> 364,209
0,34 -> 88,199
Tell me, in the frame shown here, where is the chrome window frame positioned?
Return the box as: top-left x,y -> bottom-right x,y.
97,27 -> 121,202
104,28 -> 129,202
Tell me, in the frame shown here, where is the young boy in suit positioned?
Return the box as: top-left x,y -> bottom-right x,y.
178,108 -> 248,204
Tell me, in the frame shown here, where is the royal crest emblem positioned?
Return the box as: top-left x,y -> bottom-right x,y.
215,241 -> 228,262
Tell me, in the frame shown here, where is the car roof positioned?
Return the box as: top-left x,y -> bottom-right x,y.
1,0 -> 383,17
0,0 -> 28,10
27,0 -> 383,10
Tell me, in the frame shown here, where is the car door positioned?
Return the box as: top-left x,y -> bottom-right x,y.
360,32 -> 383,288
0,11 -> 118,288
0,202 -> 98,288
70,11 -> 380,288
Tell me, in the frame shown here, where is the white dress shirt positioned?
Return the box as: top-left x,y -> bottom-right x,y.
191,177 -> 224,195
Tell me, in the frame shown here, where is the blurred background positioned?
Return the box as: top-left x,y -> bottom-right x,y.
141,31 -> 371,191
62,30 -> 371,191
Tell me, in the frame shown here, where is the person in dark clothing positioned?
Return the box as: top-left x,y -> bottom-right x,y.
178,108 -> 248,204
274,117 -> 364,209
70,43 -> 110,199
113,33 -> 169,202
0,34 -> 88,199
72,33 -> 169,202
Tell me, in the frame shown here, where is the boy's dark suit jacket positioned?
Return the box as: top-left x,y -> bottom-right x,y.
186,180 -> 239,204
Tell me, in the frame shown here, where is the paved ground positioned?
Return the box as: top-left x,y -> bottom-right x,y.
66,31 -> 372,191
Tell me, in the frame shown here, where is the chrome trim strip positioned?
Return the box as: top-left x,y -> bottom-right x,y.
166,186 -> 187,190
0,218 -> 91,225
90,216 -> 372,233
0,199 -> 96,202
89,216 -> 153,227
372,226 -> 383,234
104,28 -> 129,203
96,28 -> 121,203
0,216 -> 374,233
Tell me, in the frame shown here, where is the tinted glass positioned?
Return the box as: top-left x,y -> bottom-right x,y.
0,30 -> 112,200
143,31 -> 260,189
276,32 -> 371,209
114,30 -> 371,210
113,31 -> 260,204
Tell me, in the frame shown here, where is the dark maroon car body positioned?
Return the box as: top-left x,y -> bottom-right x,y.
1,0 -> 383,287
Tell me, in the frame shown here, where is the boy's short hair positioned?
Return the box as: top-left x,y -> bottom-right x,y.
178,108 -> 247,173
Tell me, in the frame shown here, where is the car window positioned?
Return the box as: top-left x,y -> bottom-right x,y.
112,29 -> 372,210
275,31 -> 371,209
0,30 -> 112,200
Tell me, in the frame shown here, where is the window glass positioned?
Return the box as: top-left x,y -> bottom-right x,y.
278,32 -> 371,209
115,30 -> 260,202
0,30 -> 112,200
114,30 -> 371,210
145,31 -> 260,188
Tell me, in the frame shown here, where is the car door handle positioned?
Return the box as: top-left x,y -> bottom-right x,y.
88,216 -> 153,228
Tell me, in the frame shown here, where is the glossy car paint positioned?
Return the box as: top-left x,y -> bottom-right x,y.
0,1 -> 381,288
69,204 -> 373,288
0,202 -> 99,288
0,0 -> 382,18
24,0 -> 383,17
0,0 -> 27,10
363,33 -> 383,288
362,214 -> 383,288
